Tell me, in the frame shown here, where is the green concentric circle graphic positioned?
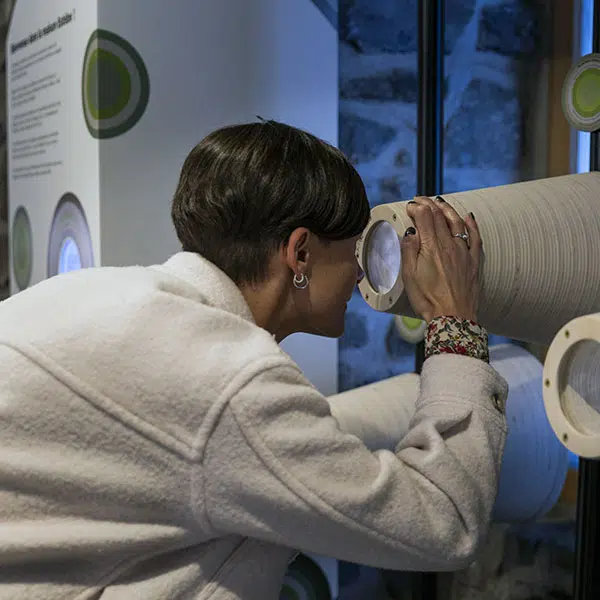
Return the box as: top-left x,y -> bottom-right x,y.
394,314 -> 427,344
572,69 -> 600,118
47,193 -> 94,277
280,555 -> 331,600
563,53 -> 600,132
12,206 -> 32,291
82,29 -> 150,139
401,316 -> 424,331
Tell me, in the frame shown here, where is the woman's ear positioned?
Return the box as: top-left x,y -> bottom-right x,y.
285,228 -> 311,273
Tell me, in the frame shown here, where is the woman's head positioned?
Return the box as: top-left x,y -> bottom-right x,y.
171,120 -> 370,338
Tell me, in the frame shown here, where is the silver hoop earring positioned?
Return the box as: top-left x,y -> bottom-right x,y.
293,273 -> 309,290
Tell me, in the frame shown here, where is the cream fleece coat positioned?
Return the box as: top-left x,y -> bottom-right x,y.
0,252 -> 508,599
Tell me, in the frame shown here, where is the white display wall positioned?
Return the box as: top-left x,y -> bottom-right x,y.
6,0 -> 339,395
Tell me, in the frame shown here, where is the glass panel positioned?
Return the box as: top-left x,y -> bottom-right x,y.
337,2 -> 419,593
338,0 -> 419,394
338,1 -> 582,598
437,2 -> 580,599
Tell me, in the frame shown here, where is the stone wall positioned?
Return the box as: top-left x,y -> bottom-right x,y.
338,0 -> 548,393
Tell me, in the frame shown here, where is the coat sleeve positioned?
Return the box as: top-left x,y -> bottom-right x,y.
199,354 -> 508,571
325,373 -> 419,452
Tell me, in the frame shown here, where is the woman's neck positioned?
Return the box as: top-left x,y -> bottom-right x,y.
239,277 -> 294,342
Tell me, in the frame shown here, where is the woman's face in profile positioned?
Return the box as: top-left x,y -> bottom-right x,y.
302,235 -> 364,339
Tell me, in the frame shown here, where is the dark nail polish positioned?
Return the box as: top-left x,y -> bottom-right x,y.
469,212 -> 475,221
435,195 -> 446,202
404,227 -> 416,237
408,201 -> 417,205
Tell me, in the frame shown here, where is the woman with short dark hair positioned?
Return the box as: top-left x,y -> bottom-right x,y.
0,120 -> 507,599
172,120 -> 370,289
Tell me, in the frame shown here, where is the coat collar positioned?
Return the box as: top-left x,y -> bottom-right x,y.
161,252 -> 256,324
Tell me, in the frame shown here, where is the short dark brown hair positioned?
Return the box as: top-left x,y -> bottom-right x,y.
171,120 -> 370,285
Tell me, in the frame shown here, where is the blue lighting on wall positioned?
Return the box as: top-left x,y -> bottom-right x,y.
577,0 -> 594,174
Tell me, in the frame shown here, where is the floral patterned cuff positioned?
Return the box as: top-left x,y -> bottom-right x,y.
425,316 -> 490,363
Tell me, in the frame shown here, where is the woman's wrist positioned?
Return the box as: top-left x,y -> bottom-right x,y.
427,309 -> 477,324
425,316 -> 490,363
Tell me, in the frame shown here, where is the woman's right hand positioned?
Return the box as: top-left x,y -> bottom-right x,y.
400,196 -> 482,324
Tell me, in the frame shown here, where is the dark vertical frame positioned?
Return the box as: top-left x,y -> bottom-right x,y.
573,456 -> 600,599
414,0 -> 445,377
413,1 -> 444,598
573,5 -> 600,599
